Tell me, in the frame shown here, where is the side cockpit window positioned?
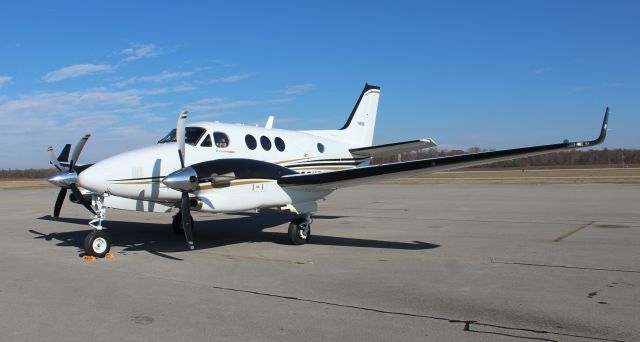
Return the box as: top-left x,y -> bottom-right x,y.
200,134 -> 212,147
214,132 -> 229,148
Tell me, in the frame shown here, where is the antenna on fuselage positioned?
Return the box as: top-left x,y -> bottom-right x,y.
265,115 -> 274,129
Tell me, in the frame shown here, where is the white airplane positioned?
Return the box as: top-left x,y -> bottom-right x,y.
47,84 -> 610,258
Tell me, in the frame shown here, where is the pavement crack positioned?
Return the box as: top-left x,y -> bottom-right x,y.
553,221 -> 594,242
208,284 -> 623,342
490,259 -> 640,274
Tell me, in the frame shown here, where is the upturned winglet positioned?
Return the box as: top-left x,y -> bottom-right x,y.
567,107 -> 609,148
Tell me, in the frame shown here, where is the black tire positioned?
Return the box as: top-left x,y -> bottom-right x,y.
288,217 -> 311,245
84,230 -> 111,258
172,213 -> 194,235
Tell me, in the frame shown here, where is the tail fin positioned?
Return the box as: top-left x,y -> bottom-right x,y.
304,84 -> 380,147
339,84 -> 380,146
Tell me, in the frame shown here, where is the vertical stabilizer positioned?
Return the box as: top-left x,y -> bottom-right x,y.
303,84 -> 380,147
339,84 -> 380,146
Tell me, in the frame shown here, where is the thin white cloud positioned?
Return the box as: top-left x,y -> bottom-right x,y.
188,100 -> 258,111
115,71 -> 195,87
132,113 -> 167,123
125,85 -> 196,96
604,81 -> 622,88
40,43 -> 161,83
0,89 -> 158,167
210,72 -> 255,83
569,85 -> 590,93
187,97 -> 292,113
532,67 -> 552,74
109,102 -> 173,114
43,64 -> 115,82
191,112 -> 227,120
194,97 -> 225,104
267,98 -> 294,104
272,83 -> 315,95
209,59 -> 235,67
0,89 -> 142,125
119,43 -> 160,62
0,75 -> 12,87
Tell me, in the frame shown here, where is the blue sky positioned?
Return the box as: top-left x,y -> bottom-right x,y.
0,1 -> 638,168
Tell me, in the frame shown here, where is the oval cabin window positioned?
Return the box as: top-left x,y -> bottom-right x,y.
260,136 -> 272,151
245,134 -> 257,150
275,137 -> 285,151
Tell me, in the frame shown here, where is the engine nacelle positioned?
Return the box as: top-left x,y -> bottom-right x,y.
195,179 -> 292,213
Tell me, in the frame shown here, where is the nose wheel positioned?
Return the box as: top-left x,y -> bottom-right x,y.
288,215 -> 312,245
83,230 -> 111,258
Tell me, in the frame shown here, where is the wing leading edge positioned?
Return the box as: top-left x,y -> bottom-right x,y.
279,108 -> 609,189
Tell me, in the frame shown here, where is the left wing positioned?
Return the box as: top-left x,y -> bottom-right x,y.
279,108 -> 609,189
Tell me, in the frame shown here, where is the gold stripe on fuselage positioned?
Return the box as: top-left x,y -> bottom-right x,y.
289,166 -> 353,171
111,180 -> 160,185
196,179 -> 269,191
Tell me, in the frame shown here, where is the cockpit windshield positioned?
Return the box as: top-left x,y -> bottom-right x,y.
157,127 -> 206,145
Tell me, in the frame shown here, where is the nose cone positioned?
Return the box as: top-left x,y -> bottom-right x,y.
78,163 -> 107,194
48,171 -> 78,187
162,167 -> 198,191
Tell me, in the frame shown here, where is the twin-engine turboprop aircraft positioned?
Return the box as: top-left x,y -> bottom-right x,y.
47,84 -> 610,257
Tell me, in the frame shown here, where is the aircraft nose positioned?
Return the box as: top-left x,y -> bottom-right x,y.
78,163 -> 108,194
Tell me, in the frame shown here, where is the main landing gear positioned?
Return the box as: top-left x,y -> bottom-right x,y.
172,211 -> 194,235
83,194 -> 112,258
288,214 -> 312,245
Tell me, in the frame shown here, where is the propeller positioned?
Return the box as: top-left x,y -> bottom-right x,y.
163,111 -> 196,250
47,135 -> 96,217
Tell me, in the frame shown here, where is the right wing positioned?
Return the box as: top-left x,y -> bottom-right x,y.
279,108 -> 609,190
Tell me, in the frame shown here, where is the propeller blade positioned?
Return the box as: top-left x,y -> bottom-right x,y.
53,188 -> 67,217
69,134 -> 91,171
69,183 -> 96,215
48,146 -> 64,172
57,144 -> 71,163
181,192 -> 194,250
176,111 -> 187,169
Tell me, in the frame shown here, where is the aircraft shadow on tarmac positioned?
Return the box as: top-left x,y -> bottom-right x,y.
32,210 -> 440,259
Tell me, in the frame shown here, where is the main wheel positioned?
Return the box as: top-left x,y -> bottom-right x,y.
288,217 -> 311,245
172,212 -> 194,235
84,230 -> 111,258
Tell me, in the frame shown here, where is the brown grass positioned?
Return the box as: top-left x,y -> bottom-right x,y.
2,169 -> 639,190
0,180 -> 54,190
385,168 -> 640,184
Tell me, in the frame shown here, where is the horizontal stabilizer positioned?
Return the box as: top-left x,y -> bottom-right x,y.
350,139 -> 436,157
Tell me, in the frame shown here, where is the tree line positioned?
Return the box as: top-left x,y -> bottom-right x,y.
1,148 -> 638,179
372,148 -> 640,169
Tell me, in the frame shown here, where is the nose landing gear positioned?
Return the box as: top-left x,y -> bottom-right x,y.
83,194 -> 111,258
288,214 -> 312,245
